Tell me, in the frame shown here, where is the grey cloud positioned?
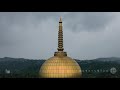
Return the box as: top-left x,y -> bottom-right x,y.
0,12 -> 120,60
0,12 -> 67,59
0,12 -> 68,46
63,12 -> 115,32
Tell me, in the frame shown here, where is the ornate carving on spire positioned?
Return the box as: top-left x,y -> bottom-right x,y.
54,17 -> 67,57
57,17 -> 64,51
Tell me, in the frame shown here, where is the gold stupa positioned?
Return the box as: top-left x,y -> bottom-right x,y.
39,17 -> 82,78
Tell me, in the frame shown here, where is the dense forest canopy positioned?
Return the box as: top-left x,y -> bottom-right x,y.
0,57 -> 120,78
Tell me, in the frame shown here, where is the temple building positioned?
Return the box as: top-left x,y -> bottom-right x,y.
39,17 -> 82,78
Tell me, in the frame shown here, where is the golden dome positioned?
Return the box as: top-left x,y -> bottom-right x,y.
39,17 -> 82,78
39,52 -> 82,78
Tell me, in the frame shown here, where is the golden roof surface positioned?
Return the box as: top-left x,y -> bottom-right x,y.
39,52 -> 82,78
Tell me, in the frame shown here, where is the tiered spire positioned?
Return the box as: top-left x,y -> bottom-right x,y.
57,17 -> 64,51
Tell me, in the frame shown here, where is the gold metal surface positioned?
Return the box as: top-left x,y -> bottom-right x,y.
39,17 -> 82,78
39,52 -> 82,78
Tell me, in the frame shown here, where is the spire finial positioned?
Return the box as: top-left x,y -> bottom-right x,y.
59,17 -> 62,22
57,17 -> 64,51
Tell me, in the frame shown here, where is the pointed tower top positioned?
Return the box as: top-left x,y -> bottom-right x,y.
59,17 -> 62,22
54,18 -> 67,57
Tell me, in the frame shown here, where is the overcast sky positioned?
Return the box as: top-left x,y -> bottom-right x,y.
0,12 -> 120,60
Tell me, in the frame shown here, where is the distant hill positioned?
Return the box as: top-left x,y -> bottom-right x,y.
0,57 -> 120,78
92,57 -> 120,62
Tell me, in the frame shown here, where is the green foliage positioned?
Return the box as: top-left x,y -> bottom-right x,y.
0,57 -> 120,78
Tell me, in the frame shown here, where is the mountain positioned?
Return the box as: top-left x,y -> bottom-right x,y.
0,57 -> 120,78
93,57 -> 120,61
